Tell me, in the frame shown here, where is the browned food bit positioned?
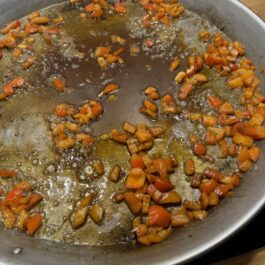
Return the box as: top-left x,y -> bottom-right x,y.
200,192 -> 209,210
209,192 -> 219,206
137,227 -> 172,245
158,191 -> 182,205
175,71 -> 187,83
0,170 -> 17,178
53,78 -> 65,92
124,192 -> 142,214
0,206 -> 16,229
125,168 -> 146,190
76,133 -> 94,146
109,164 -> 122,182
98,83 -> 120,97
140,99 -> 158,119
17,210 -> 29,230
199,30 -> 211,42
123,121 -> 136,135
111,35 -> 126,44
0,20 -> 20,34
3,77 -> 25,97
149,126 -> 165,138
183,200 -> 201,211
169,58 -> 180,71
191,173 -> 202,188
70,207 -> 89,229
144,86 -> 160,100
192,210 -> 208,220
193,143 -> 207,157
184,159 -> 195,176
160,94 -> 181,115
141,195 -> 151,214
140,0 -> 184,26
26,213 -> 42,235
89,204 -> 105,224
112,192 -> 124,203
22,56 -> 36,69
92,160 -> 104,176
178,82 -> 193,100
171,207 -> 190,227
111,129 -> 128,144
31,17 -> 49,24
135,127 -> 153,143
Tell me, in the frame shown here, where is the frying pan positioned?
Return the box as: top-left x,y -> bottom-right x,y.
0,0 -> 265,264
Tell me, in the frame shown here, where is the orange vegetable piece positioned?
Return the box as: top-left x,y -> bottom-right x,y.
102,83 -> 120,95
214,184 -> 233,197
125,168 -> 146,190
53,78 -> 65,92
26,213 -> 42,235
249,146 -> 261,162
0,20 -> 20,34
4,188 -> 24,207
91,102 -> 103,118
124,192 -> 142,214
204,168 -> 224,181
0,170 -> 17,178
114,2 -> 127,14
179,83 -> 193,100
147,205 -> 171,228
130,155 -> 145,169
200,179 -> 218,194
193,143 -> 207,156
154,178 -> 174,192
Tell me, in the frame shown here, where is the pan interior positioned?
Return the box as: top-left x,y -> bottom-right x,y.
0,0 -> 257,248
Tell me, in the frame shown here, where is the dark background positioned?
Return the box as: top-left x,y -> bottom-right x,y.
187,208 -> 265,264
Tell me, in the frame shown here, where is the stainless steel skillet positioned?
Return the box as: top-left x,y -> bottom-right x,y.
0,0 -> 264,264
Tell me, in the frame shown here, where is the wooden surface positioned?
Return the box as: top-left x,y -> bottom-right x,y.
213,247 -> 265,265
213,3 -> 265,265
240,0 -> 265,20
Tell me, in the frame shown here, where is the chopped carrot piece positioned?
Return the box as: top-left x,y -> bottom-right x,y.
114,2 -> 127,14
239,160 -> 252,172
135,129 -> 152,143
124,192 -> 142,214
249,146 -> 261,162
100,83 -> 120,96
184,159 -> 195,176
204,168 -> 224,181
26,213 -> 42,235
237,146 -> 250,163
53,78 -> 65,92
0,20 -> 20,34
4,188 -> 24,207
154,178 -> 174,192
200,179 -> 218,194
95,46 -> 111,57
179,83 -> 193,100
130,155 -> 145,169
147,205 -> 171,227
0,206 -> 16,229
143,99 -> 158,112
125,168 -> 146,190
233,132 -> 253,147
169,58 -> 180,71
111,129 -> 128,144
214,184 -> 233,197
193,143 -> 207,156
91,102 -> 103,118
159,191 -> 181,205
0,170 -> 17,178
